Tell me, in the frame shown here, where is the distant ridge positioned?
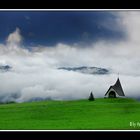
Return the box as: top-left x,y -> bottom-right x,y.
58,66 -> 110,75
0,65 -> 11,72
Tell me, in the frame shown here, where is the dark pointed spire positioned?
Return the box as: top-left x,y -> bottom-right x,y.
105,78 -> 125,97
112,78 -> 125,96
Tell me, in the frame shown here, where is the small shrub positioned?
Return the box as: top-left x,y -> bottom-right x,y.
88,92 -> 95,101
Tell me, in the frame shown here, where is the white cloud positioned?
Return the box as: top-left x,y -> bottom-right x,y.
6,27 -> 23,46
1,12 -> 140,102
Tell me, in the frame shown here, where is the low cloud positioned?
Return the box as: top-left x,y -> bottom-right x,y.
0,11 -> 140,103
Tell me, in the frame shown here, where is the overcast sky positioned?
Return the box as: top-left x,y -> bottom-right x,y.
0,11 -> 140,103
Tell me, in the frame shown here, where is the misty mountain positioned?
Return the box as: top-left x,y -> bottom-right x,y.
58,66 -> 110,75
0,65 -> 12,72
26,97 -> 52,102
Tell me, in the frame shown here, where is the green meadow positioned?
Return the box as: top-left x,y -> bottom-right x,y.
0,98 -> 140,130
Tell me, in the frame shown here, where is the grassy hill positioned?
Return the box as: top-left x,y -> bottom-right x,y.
0,98 -> 140,130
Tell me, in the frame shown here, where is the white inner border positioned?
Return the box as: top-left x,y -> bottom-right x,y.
0,9 -> 139,131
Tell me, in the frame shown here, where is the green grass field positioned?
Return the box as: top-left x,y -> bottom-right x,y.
0,98 -> 140,130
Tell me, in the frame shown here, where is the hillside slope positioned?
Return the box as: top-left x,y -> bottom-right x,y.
0,98 -> 140,130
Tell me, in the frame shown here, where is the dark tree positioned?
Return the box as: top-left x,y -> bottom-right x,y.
88,92 -> 95,101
